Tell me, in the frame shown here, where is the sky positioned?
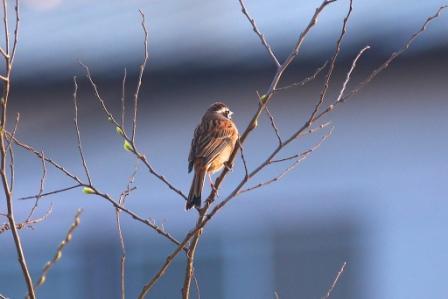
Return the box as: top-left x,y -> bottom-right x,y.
12,0 -> 448,80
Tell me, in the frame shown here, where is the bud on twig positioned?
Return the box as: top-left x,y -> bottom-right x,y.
82,187 -> 95,195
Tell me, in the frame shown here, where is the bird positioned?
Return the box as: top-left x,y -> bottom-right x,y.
186,102 -> 239,210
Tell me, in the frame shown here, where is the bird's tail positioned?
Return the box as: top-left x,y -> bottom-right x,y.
186,169 -> 205,210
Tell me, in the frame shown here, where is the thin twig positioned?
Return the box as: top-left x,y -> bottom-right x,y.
136,153 -> 188,200
19,184 -> 82,201
4,130 -> 185,249
93,188 -> 186,250
0,205 -> 52,235
121,68 -> 127,128
5,113 -> 19,192
325,5 -> 448,113
335,46 -> 370,103
239,128 -> 334,194
265,106 -> 282,146
275,60 -> 328,92
32,209 -> 84,295
193,274 -> 201,299
79,61 -> 123,130
2,0 -> 10,55
321,261 -> 347,299
10,0 -> 19,63
238,138 -> 249,180
181,222 -> 202,299
25,150 -> 47,221
131,10 -> 149,143
73,76 -> 93,185
6,131 -> 83,184
0,46 -> 6,58
308,0 -> 353,123
115,167 -> 137,299
237,0 -> 280,67
79,64 -> 187,201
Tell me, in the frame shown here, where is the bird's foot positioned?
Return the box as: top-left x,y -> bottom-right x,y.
210,182 -> 219,197
224,161 -> 233,172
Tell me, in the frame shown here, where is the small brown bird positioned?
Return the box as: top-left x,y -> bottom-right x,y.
186,102 -> 239,210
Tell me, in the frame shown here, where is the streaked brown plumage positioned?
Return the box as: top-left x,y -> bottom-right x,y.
186,102 -> 238,210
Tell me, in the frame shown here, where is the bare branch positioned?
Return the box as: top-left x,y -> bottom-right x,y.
2,0 -> 9,55
238,138 -> 249,180
335,45 -> 370,103
4,130 -> 185,249
0,46 -> 6,58
0,205 -> 52,235
32,209 -> 83,294
239,128 -> 334,194
339,5 -> 448,105
139,2 -> 340,296
79,62 -> 187,201
121,68 -> 127,128
308,0 -> 353,123
321,261 -> 347,299
312,2 -> 446,123
93,188 -> 186,250
25,150 -> 47,221
193,275 -> 201,299
237,0 -> 280,67
202,0 -> 338,209
299,121 -> 332,138
79,61 -> 123,130
5,113 -> 19,192
275,60 -> 328,92
115,167 -> 137,299
131,10 -> 149,143
19,184 -> 82,201
10,0 -> 19,63
6,131 -> 84,184
181,225 -> 202,299
73,76 -> 93,185
139,3 -> 448,296
0,2 -> 35,296
136,153 -> 188,200
264,106 -> 282,146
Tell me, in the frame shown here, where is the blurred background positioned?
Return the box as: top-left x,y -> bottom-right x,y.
1,0 -> 447,298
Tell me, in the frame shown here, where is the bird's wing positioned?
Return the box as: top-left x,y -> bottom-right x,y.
190,118 -> 236,168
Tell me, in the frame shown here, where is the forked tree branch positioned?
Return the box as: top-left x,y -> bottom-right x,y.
78,62 -> 188,201
5,130 -> 187,251
115,167 -> 137,299
139,2 -> 447,298
0,205 -> 52,234
140,1 -> 340,297
0,0 -> 35,297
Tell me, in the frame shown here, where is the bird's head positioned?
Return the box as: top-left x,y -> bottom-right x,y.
207,101 -> 233,119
